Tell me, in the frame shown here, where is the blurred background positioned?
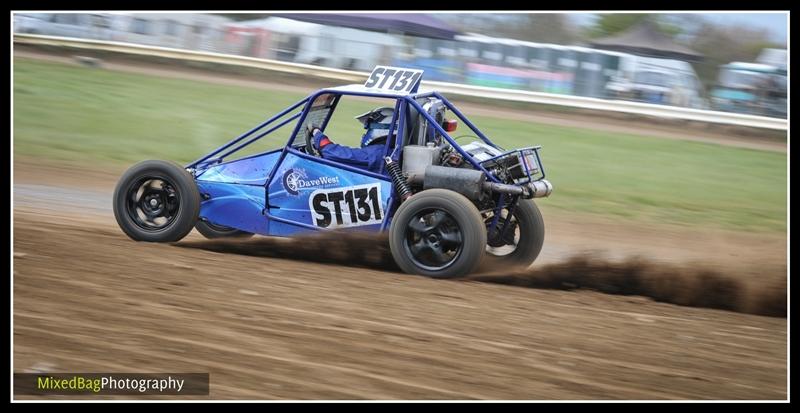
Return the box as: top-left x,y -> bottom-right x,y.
12,12 -> 788,400
13,12 -> 788,118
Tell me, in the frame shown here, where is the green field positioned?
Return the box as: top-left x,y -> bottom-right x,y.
13,58 -> 787,233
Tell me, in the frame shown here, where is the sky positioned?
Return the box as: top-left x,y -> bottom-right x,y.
569,12 -> 788,45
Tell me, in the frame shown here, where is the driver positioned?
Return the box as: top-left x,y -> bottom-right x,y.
306,107 -> 396,173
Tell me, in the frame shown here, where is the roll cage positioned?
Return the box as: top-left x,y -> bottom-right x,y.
186,87 -> 546,188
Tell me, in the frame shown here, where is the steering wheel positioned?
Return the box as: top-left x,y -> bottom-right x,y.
304,123 -> 321,157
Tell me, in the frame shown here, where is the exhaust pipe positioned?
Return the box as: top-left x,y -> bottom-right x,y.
483,179 -> 553,199
483,182 -> 525,196
527,180 -> 553,198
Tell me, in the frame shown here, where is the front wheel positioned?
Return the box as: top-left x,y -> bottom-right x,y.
389,189 -> 487,279
485,199 -> 545,268
113,160 -> 200,242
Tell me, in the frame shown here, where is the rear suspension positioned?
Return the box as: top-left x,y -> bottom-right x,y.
385,157 -> 412,202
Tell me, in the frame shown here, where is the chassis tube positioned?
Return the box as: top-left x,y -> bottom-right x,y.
215,112 -> 302,161
434,92 -> 500,150
187,97 -> 308,168
405,97 -> 502,183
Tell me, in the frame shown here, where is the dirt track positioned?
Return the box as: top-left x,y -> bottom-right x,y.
12,161 -> 787,400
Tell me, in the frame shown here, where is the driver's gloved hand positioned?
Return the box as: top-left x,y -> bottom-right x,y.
306,122 -> 320,137
312,128 -> 333,151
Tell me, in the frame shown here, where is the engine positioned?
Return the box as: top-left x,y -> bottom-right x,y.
401,141 -> 552,202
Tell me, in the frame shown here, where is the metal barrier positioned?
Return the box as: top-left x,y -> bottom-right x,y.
13,34 -> 788,131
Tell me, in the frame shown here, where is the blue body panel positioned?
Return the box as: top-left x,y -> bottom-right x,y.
194,148 -> 393,238
196,149 -> 282,186
196,180 -> 269,235
195,150 -> 281,235
266,151 -> 392,235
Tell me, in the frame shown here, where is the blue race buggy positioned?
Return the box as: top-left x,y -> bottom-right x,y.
113,67 -> 553,278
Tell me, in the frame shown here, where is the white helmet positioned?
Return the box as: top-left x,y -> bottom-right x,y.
355,107 -> 395,147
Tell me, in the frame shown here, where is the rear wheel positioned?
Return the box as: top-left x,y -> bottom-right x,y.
113,160 -> 200,242
195,220 -> 253,239
485,199 -> 545,268
389,189 -> 486,278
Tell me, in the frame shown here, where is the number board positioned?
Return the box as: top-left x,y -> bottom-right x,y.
363,66 -> 424,93
309,183 -> 384,228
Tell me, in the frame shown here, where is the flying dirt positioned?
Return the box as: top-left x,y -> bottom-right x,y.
179,234 -> 786,317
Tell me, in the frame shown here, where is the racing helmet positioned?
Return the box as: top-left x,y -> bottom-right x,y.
355,107 -> 395,147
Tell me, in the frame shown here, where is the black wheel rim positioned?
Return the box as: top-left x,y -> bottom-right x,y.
125,176 -> 180,232
486,210 -> 520,257
404,208 -> 463,271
